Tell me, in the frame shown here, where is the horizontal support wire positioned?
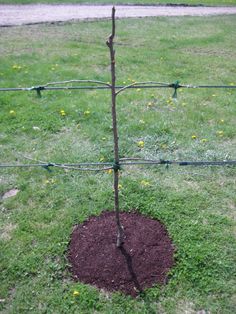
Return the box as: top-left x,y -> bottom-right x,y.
0,79 -> 235,94
1,159 -> 236,171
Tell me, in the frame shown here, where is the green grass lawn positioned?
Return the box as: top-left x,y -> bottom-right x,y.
0,14 -> 236,313
1,0 -> 236,6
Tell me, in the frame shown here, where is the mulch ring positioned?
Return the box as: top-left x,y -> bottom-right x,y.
67,211 -> 175,297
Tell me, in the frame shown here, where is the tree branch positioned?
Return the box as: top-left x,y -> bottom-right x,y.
107,7 -> 124,248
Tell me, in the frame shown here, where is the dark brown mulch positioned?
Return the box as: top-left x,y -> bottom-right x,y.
67,211 -> 175,297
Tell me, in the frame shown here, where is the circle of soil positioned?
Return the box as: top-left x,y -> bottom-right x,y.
67,211 -> 175,297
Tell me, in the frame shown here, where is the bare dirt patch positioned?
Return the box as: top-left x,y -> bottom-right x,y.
67,211 -> 175,297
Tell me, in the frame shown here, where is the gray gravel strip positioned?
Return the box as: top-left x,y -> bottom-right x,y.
1,4 -> 236,26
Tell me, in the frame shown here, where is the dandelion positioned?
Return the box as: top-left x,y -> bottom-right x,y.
167,98 -> 174,105
147,102 -> 154,108
9,110 -> 16,115
84,110 -> 90,115
139,119 -> 145,124
217,130 -> 224,137
137,140 -> 144,148
45,179 -> 56,184
12,64 -> 22,70
73,290 -> 80,297
140,180 -> 151,187
102,137 -> 106,141
201,138 -> 208,143
137,88 -> 141,92
32,126 -> 40,131
106,169 -> 113,174
191,135 -> 197,140
60,109 -> 66,116
161,144 -> 167,149
219,119 -> 224,123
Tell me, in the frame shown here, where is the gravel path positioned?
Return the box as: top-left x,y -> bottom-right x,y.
1,4 -> 236,27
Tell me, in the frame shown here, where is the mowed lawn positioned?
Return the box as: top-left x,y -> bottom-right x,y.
0,14 -> 236,313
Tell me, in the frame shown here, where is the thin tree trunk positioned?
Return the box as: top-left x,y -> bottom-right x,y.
106,7 -> 124,248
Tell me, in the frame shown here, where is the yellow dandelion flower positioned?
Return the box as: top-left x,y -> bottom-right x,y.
137,140 -> 144,148
60,110 -> 66,116
102,137 -> 106,141
9,110 -> 16,115
73,290 -> 80,297
167,98 -> 174,105
12,64 -> 22,70
201,138 -> 208,143
84,110 -> 90,115
220,119 -> 224,123
140,180 -> 151,187
147,102 -> 154,107
217,130 -> 224,137
191,135 -> 197,140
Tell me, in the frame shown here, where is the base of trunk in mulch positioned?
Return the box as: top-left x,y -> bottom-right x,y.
67,211 -> 175,297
